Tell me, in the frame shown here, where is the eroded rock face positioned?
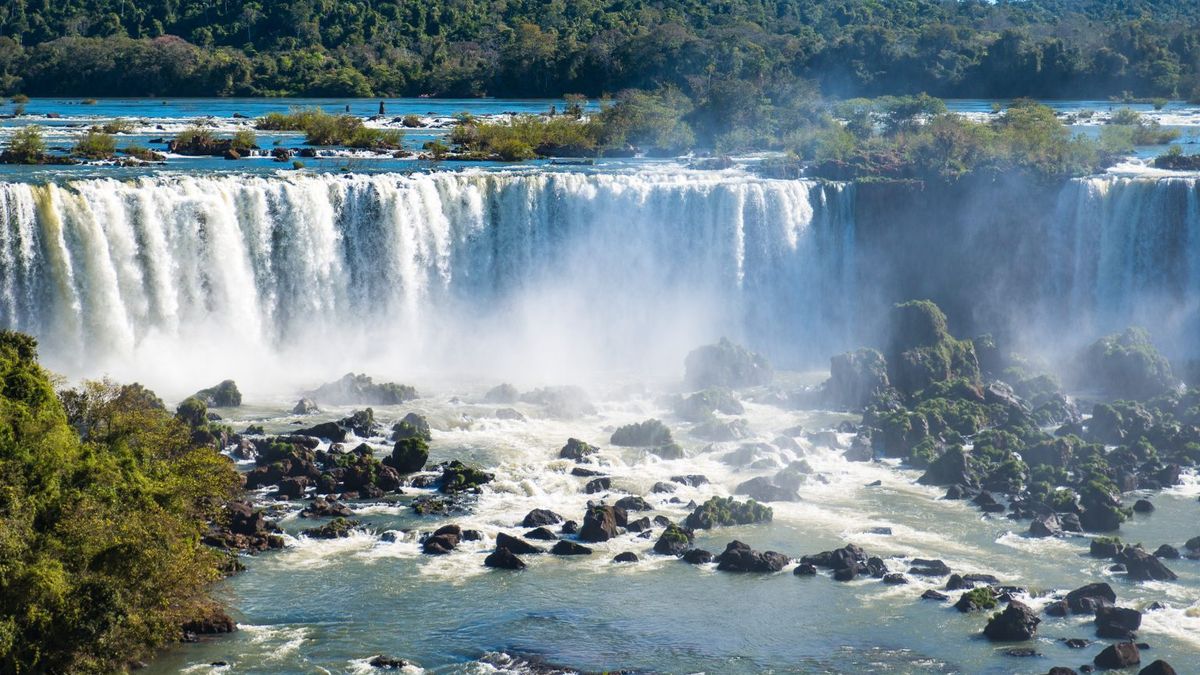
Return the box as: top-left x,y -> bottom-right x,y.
885,300 -> 981,396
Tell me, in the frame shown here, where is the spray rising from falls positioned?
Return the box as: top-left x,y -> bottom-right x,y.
0,169 -> 1198,395
0,170 -> 857,394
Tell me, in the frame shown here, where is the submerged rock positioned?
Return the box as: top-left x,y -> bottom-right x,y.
550,540 -> 592,555
1094,642 -> 1140,669
1095,605 -> 1141,640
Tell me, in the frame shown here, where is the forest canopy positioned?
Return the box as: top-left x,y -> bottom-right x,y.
0,0 -> 1198,99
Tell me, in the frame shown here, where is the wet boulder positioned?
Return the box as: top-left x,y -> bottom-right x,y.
1118,547 -> 1177,581
495,532 -> 543,555
550,540 -> 592,555
386,436 -> 429,474
522,509 -> 563,528
485,547 -> 526,570
885,300 -> 981,396
684,496 -> 772,529
1094,606 -> 1141,640
714,540 -> 789,573
613,552 -> 639,563
422,524 -> 462,554
610,419 -> 673,447
559,437 -> 598,460
734,475 -> 799,502
584,477 -> 611,494
579,504 -> 624,542
301,517 -> 359,539
192,379 -> 242,407
983,600 -> 1040,641
292,398 -> 319,414
675,387 -> 744,422
955,588 -> 999,613
1029,514 -> 1063,538
684,338 -> 773,389
1093,642 -> 1140,669
1138,660 -> 1177,675
524,527 -> 557,540
614,496 -> 651,512
483,383 -> 519,404
391,413 -> 431,442
823,348 -> 891,410
439,460 -> 494,493
683,549 -> 714,564
1065,582 -> 1116,614
653,524 -> 694,556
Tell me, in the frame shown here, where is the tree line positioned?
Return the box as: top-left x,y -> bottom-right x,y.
0,0 -> 1197,99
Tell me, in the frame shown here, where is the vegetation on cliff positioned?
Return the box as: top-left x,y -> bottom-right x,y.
0,331 -> 240,672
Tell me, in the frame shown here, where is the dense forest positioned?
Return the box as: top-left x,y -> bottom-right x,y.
0,0 -> 1197,99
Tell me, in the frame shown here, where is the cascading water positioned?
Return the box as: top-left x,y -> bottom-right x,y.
0,170 -> 856,394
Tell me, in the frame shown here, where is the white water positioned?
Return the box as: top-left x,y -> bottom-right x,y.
1,169 -> 1199,397
0,169 -> 856,396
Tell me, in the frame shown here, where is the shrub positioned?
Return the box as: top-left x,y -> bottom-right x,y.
73,130 -> 117,159
121,144 -> 165,161
401,114 -> 422,128
423,139 -> 449,159
10,93 -> 30,104
230,129 -> 257,153
98,119 -> 135,134
2,125 -> 47,163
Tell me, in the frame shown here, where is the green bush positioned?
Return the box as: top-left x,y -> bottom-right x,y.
73,130 -> 117,159
97,119 -> 135,134
3,125 -> 47,163
0,333 -> 240,672
230,129 -> 257,153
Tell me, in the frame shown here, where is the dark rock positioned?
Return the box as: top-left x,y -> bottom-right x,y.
367,656 -> 409,670
550,540 -> 592,555
794,562 -> 817,575
684,496 -> 772,529
1090,538 -> 1124,559
946,574 -> 972,591
192,379 -> 242,407
1093,642 -> 1140,669
584,477 -> 611,494
1153,544 -> 1180,559
1095,605 -> 1141,640
1118,547 -> 1177,581
1133,499 -> 1155,514
715,540 -> 789,573
422,525 -> 462,554
1004,648 -> 1040,657
613,552 -> 639,563
391,413 -> 431,442
309,372 -> 417,406
908,558 -> 951,576
484,548 -> 526,570
559,437 -> 598,460
983,600 -> 1040,641
1138,660 -> 1176,675
882,573 -> 909,584
1063,638 -> 1092,649
1066,582 -> 1117,614
495,532 -> 542,555
302,517 -> 359,539
614,496 -> 651,511
571,467 -> 604,477
524,527 -> 558,540
181,608 -> 236,636
682,548 -> 714,564
1030,513 -> 1063,538
580,504 -> 623,542
1046,669 -> 1078,675
651,481 -> 677,493
671,474 -> 709,487
734,475 -> 799,502
300,497 -> 353,518
439,460 -> 494,493
610,419 -> 673,446
921,589 -> 949,601
384,435 -> 429,474
561,520 -> 578,535
522,508 -> 563,528
824,348 -> 891,409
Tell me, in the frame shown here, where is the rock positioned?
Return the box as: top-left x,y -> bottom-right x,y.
519,386 -> 596,418
885,300 -> 981,395
1030,514 -> 1063,537
309,373 -> 418,405
484,548 -> 526,570
1093,642 -> 1140,669
1118,547 -> 1177,581
882,573 -> 909,584
675,387 -> 744,422
653,524 -> 694,556
561,520 -> 578,535
191,379 -> 242,407
181,607 -> 236,637
275,476 -> 308,499
793,562 -> 817,575
983,600 -> 1041,641
559,437 -> 599,460
908,558 -> 951,576
368,655 -> 409,669
580,505 -> 623,542
439,460 -> 493,493
614,496 -> 651,511
584,477 -> 611,494
422,525 -> 461,554
1063,638 -> 1092,649
391,413 -> 431,442
299,497 -> 353,518
683,549 -> 714,564
1095,605 -> 1141,640
1090,538 -> 1123,558
294,421 -> 348,442
522,509 -> 563,528
524,527 -> 557,540
571,467 -> 604,477
823,348 -> 891,410
684,496 -> 773,529
1076,328 -> 1177,399
1005,648 -> 1039,657
692,418 -> 751,442
302,517 -> 359,539
734,475 -> 799,502
386,436 -> 429,474
1046,669 -> 1078,675
1065,583 -> 1117,614
550,540 -> 592,555
921,590 -> 949,601
671,474 -> 709,487
1133,499 -> 1154,513
613,552 -> 639,563
495,532 -> 543,555
684,338 -> 773,389
651,481 -> 677,494
610,419 -> 673,446
1138,661 -> 1177,675
495,408 -> 525,421
483,383 -> 519,404
714,540 -> 788,573
955,588 -> 998,613
1153,544 -> 1180,559
292,398 -> 319,415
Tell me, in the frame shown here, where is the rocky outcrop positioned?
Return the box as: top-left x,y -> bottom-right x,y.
485,547 -> 526,570
1093,642 -> 1140,669
579,504 -> 625,542
653,524 -> 694,556
684,496 -> 772,529
714,540 -> 788,573
559,437 -> 598,460
386,436 -> 429,474
309,372 -> 418,405
684,338 -> 773,389
823,348 -> 891,409
983,600 -> 1040,641
191,379 -> 242,407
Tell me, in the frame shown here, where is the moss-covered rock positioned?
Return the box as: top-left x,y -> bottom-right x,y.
684,338 -> 773,389
824,348 -> 891,410
391,412 -> 431,442
386,436 -> 429,474
885,300 -> 981,396
1076,327 -> 1178,399
438,460 -> 494,493
611,419 -> 673,446
192,379 -> 242,407
559,437 -> 598,460
301,517 -> 360,539
309,372 -> 418,405
652,523 -> 694,555
684,496 -> 773,529
675,387 -> 744,422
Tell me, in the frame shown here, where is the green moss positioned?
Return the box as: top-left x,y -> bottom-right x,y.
963,587 -> 998,610
439,460 -> 494,493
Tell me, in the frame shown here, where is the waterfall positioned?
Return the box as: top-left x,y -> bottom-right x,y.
0,170 -> 855,392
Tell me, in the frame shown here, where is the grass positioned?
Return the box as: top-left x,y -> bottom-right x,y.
257,107 -> 403,149
73,130 -> 117,159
